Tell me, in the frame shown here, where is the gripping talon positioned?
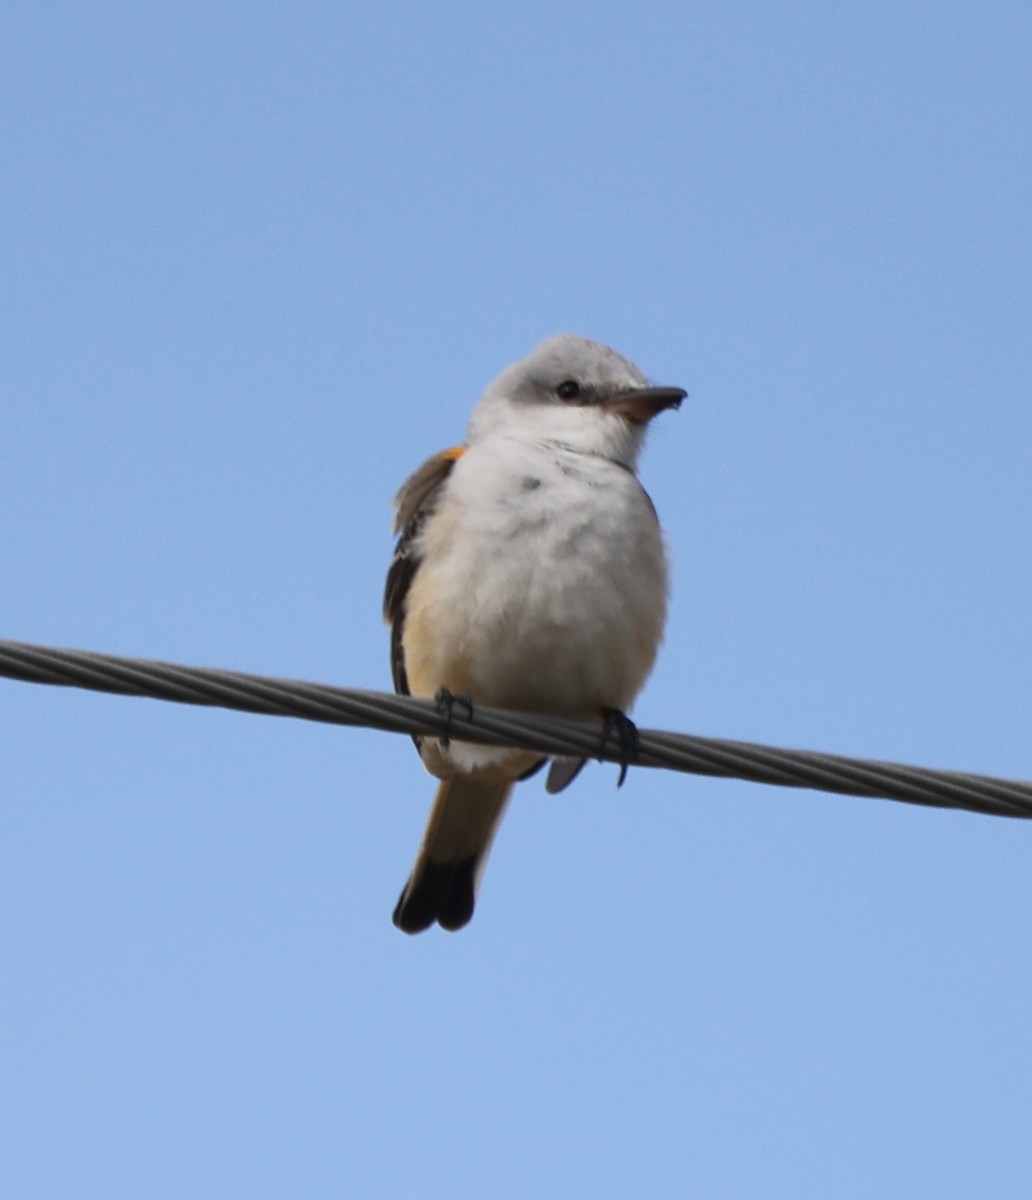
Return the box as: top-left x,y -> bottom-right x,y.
434,687 -> 474,748
600,708 -> 639,787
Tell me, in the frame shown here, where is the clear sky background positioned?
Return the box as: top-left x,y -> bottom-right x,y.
3,2 -> 1032,1195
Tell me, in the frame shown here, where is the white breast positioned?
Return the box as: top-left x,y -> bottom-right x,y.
401,436 -> 668,730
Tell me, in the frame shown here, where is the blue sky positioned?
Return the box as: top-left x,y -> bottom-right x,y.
3,1 -> 1032,1195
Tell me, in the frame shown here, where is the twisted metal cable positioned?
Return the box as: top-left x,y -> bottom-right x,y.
1,637 -> 1030,819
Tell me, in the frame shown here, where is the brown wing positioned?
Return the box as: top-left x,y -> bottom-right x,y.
383,446 -> 465,697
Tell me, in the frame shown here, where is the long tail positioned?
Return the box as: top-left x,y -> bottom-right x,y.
392,777 -> 513,934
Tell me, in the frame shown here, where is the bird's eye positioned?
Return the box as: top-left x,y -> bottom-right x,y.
556,380 -> 581,401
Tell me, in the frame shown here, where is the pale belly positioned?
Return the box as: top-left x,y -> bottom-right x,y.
401,445 -> 668,731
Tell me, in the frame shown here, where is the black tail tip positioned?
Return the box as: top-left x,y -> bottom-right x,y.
392,858 -> 477,935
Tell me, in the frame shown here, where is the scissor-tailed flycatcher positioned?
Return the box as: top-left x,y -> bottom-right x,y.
384,333 -> 683,933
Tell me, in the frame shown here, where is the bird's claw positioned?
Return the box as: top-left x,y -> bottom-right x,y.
434,687 -> 474,748
601,708 -> 639,787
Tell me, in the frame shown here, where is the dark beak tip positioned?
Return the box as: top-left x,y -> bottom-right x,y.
647,385 -> 687,407
648,386 -> 688,415
602,384 -> 687,423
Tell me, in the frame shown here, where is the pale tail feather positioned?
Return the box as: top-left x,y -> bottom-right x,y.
392,777 -> 513,934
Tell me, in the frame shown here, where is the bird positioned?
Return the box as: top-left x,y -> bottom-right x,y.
384,333 -> 684,933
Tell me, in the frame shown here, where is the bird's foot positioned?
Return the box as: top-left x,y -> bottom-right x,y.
434,688 -> 474,749
601,708 -> 639,787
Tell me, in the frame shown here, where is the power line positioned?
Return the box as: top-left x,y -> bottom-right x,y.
1,637 -> 1030,819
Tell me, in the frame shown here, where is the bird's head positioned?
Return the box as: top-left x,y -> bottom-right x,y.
468,334 -> 685,468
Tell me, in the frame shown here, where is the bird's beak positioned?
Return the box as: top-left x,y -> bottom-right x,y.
603,386 -> 686,425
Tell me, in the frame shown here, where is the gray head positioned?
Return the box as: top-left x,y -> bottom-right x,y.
468,334 -> 684,467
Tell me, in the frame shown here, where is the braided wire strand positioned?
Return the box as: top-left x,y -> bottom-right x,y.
1,638 -> 1030,818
